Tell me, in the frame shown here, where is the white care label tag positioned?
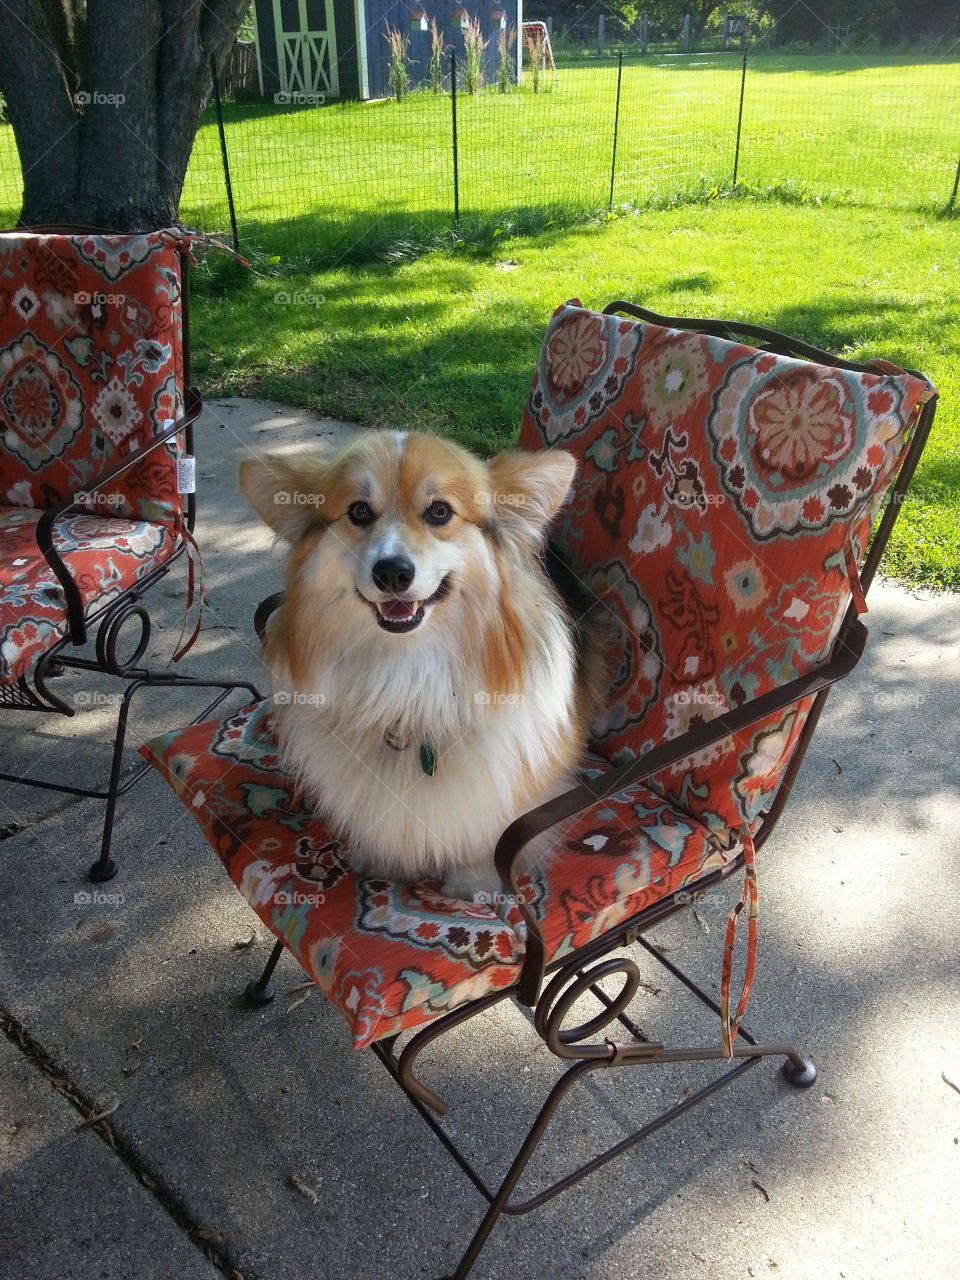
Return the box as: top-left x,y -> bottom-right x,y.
177,455 -> 196,494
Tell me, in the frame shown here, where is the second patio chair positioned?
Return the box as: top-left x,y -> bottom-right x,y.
0,228 -> 260,879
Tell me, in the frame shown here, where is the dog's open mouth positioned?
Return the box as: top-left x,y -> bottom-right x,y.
359,575 -> 452,634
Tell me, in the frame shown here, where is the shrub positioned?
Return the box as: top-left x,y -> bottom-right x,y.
463,15 -> 485,94
497,24 -> 516,93
429,19 -> 446,93
525,26 -> 545,93
384,24 -> 410,100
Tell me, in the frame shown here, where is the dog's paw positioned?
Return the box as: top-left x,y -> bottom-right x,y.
347,853 -> 379,880
439,868 -> 502,907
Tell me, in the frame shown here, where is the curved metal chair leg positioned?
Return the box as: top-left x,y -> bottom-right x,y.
89,678 -> 145,882
446,1060 -> 598,1280
780,1050 -> 817,1088
245,938 -> 284,1006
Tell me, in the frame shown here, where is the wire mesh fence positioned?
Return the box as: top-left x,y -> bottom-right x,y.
1,42 -> 958,264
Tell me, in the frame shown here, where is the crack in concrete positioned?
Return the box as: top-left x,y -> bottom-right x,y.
0,1007 -> 250,1280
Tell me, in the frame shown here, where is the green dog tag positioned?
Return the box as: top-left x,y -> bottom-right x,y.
419,741 -> 437,776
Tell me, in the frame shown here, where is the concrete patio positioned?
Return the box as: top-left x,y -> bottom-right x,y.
1,397 -> 958,1280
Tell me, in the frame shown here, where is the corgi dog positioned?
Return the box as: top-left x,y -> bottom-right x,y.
238,431 -> 608,901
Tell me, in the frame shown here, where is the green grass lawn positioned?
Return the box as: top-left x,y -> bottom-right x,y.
4,53 -> 956,259
189,198 -> 960,589
0,54 -> 957,585
183,52 -> 960,260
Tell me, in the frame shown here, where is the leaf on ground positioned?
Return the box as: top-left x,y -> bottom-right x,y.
76,1098 -> 119,1130
121,1059 -> 143,1077
693,909 -> 710,935
288,1172 -> 319,1204
285,987 -> 314,1015
193,1228 -> 228,1248
233,930 -> 258,949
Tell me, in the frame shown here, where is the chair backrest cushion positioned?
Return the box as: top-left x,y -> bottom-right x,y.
0,230 -> 189,529
519,303 -> 934,841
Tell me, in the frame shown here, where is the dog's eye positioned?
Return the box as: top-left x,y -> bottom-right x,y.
347,501 -> 376,526
424,500 -> 453,526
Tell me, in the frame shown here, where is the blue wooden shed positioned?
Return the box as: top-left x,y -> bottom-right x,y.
252,0 -> 522,102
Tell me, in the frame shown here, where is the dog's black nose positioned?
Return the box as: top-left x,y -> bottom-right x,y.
372,556 -> 415,594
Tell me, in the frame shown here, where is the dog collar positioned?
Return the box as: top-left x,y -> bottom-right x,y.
383,723 -> 437,776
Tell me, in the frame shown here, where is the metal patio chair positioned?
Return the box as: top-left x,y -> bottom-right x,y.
140,302 -> 936,1278
0,228 -> 259,880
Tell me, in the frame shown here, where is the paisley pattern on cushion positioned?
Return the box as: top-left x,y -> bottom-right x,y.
707,356 -> 911,539
520,304 -> 934,840
529,307 -> 642,443
140,702 -> 727,1050
0,230 -> 189,529
0,505 -> 175,682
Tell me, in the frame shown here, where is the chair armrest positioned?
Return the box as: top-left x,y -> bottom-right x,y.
34,388 -> 203,646
496,612 -> 868,1005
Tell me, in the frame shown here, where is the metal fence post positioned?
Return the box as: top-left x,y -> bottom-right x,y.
732,40 -> 748,189
949,151 -> 960,214
209,53 -> 240,255
450,48 -> 460,228
609,52 -> 623,209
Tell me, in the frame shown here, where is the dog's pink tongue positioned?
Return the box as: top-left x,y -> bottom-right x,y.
380,598 -> 417,620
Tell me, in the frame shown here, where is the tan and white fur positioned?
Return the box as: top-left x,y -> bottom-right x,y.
239,430 -> 606,901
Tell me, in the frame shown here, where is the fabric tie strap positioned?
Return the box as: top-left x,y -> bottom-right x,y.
171,514 -> 206,662
843,535 -> 869,616
720,824 -> 759,1059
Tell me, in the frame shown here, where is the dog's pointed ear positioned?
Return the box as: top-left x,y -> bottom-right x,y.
238,452 -> 331,542
486,449 -> 577,544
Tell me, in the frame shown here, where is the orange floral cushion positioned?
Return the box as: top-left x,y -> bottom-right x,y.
140,701 -> 728,1050
519,304 -> 934,839
0,230 -> 189,529
0,505 -> 175,682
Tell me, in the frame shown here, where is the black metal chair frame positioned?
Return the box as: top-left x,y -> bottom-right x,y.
0,242 -> 261,880
238,304 -> 937,1280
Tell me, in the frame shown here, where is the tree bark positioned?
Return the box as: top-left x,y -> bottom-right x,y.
0,0 -> 248,231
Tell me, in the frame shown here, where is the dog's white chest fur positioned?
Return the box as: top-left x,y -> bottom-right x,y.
271,625 -> 576,892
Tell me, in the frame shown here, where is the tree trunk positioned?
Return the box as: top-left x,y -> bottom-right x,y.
0,0 -> 249,231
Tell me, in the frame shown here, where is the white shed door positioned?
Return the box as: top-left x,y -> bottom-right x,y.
274,0 -> 339,99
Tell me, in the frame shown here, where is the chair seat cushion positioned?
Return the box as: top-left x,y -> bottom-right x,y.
0,505 -> 177,683
140,700 -> 729,1050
